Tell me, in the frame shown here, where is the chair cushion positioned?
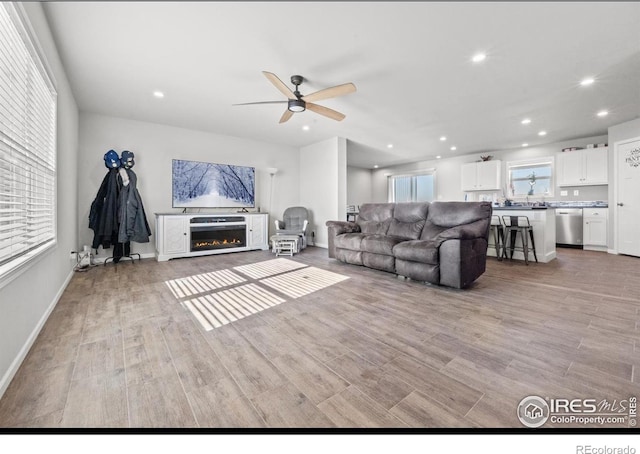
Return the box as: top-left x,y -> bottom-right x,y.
334,233 -> 367,251
361,234 -> 406,256
282,206 -> 308,231
392,240 -> 439,265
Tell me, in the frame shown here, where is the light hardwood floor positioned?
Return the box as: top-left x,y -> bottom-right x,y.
1,246 -> 639,429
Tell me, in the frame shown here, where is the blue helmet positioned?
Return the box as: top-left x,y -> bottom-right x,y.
104,149 -> 121,168
121,150 -> 135,169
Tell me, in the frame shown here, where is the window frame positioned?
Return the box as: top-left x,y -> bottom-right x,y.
387,168 -> 437,203
0,2 -> 58,289
505,157 -> 555,199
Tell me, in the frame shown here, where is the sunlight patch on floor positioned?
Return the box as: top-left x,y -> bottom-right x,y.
260,266 -> 349,299
165,269 -> 246,298
183,283 -> 286,331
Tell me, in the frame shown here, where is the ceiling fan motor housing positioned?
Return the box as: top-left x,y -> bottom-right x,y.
288,98 -> 306,112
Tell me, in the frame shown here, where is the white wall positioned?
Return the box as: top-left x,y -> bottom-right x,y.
0,3 -> 79,397
77,113 -> 300,258
299,137 -> 347,248
347,166 -> 373,208
371,134 -> 609,203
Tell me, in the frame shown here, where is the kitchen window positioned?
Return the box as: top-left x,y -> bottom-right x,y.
506,158 -> 553,199
0,3 -> 57,282
388,170 -> 435,203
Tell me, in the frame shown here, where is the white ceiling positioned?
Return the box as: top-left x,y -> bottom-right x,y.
42,2 -> 640,168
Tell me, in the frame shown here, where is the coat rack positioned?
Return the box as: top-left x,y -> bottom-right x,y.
89,150 -> 151,266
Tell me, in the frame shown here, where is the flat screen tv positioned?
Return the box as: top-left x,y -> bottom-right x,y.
172,159 -> 255,209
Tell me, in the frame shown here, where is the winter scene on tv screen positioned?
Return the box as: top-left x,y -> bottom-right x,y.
172,159 -> 255,208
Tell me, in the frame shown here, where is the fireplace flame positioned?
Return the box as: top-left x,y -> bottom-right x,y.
194,238 -> 242,248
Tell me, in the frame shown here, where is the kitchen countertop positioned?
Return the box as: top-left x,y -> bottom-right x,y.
493,206 -> 548,210
493,201 -> 608,210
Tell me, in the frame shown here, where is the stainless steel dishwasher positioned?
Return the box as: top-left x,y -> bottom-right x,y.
556,208 -> 583,246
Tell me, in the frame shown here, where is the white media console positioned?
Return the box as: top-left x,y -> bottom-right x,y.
155,212 -> 269,261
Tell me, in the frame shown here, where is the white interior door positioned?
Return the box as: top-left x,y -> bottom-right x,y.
616,137 -> 640,257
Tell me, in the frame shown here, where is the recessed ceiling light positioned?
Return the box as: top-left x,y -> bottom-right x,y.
450,146 -> 457,151
153,91 -> 164,98
471,53 -> 486,63
302,125 -> 310,131
387,143 -> 393,149
436,155 -> 442,159
521,118 -> 531,125
538,131 -> 547,136
440,136 -> 447,141
597,110 -> 609,117
373,165 -> 379,169
522,143 -> 529,147
580,77 -> 595,86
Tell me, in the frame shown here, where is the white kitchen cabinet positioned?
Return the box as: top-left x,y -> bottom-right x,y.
583,207 -> 607,251
461,160 -> 502,191
557,148 -> 608,186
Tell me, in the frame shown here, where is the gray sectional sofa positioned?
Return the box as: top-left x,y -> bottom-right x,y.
326,201 -> 492,289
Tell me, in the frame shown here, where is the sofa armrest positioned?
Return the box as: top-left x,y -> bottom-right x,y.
433,218 -> 490,244
326,220 -> 360,235
438,238 -> 489,289
326,220 -> 360,258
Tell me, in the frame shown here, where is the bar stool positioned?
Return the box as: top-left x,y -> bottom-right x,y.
489,215 -> 504,261
502,215 -> 538,265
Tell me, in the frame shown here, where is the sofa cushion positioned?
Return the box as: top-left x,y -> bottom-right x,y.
427,201 -> 492,228
387,202 -> 429,240
396,259 -> 439,283
362,252 -> 395,273
393,240 -> 439,265
357,203 -> 395,234
419,222 -> 449,241
334,233 -> 367,251
361,234 -> 406,256
335,248 -> 363,266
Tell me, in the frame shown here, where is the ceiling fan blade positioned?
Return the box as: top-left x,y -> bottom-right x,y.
279,110 -> 294,124
306,103 -> 346,121
263,71 -> 297,100
302,83 -> 356,103
232,101 -> 287,106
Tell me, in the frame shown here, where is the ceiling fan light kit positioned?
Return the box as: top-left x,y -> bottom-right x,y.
235,71 -> 356,123
288,99 -> 306,112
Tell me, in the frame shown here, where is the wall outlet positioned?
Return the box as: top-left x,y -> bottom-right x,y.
573,190 -> 579,196
560,190 -> 568,197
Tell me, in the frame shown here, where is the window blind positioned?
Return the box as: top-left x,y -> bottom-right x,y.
0,3 -> 57,269
389,171 -> 435,203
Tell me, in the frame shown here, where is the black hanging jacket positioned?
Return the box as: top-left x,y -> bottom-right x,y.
117,168 -> 151,244
89,169 -> 120,250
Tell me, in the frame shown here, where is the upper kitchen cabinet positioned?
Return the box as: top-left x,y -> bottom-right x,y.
461,160 -> 502,191
557,148 -> 608,186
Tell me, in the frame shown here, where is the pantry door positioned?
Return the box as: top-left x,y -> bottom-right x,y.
616,136 -> 640,257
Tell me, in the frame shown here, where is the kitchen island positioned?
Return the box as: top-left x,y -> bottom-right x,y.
490,207 -> 556,263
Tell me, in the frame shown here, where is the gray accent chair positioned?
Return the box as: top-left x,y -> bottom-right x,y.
326,201 -> 492,289
275,206 -> 309,249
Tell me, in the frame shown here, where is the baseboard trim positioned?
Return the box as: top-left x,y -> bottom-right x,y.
0,268 -> 75,399
92,252 -> 156,264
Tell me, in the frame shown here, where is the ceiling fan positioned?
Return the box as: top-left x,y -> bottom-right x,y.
234,71 -> 356,123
